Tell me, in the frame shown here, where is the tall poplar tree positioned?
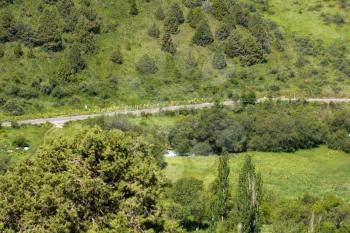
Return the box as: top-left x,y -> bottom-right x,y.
237,156 -> 263,233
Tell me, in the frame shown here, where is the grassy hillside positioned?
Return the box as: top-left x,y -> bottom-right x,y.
165,147 -> 350,200
0,0 -> 349,120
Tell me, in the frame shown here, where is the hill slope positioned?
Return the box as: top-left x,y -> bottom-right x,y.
0,0 -> 350,119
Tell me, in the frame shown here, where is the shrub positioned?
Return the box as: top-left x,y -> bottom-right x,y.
187,8 -> 206,28
183,0 -> 203,8
27,48 -> 35,58
168,3 -> 185,24
162,33 -> 176,54
12,136 -> 29,148
327,130 -> 350,153
148,23 -> 160,38
216,23 -> 231,40
154,6 -> 165,20
57,45 -> 86,81
192,20 -> 214,46
212,52 -> 227,69
240,91 -> 256,105
164,15 -> 179,34
136,54 -> 158,74
3,99 -> 25,115
36,9 -> 62,51
111,50 -> 123,64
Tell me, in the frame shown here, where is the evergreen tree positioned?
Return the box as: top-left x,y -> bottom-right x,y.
111,50 -> 123,64
136,54 -> 158,74
237,156 -> 263,233
164,15 -> 179,34
212,52 -> 227,69
169,3 -> 185,24
154,6 -> 165,20
210,152 -> 230,230
211,0 -> 229,20
162,32 -> 176,54
0,44 -> 4,57
36,9 -> 62,51
192,20 -> 214,46
148,23 -> 160,38
129,0 -> 138,16
57,45 -> 85,81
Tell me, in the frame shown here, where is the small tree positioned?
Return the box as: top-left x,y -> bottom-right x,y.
169,3 -> 185,24
136,54 -> 158,74
192,20 -> 214,46
210,153 -> 230,230
237,156 -> 263,233
148,23 -> 160,38
162,33 -> 176,54
36,9 -> 62,51
240,91 -> 257,106
111,50 -> 123,64
212,52 -> 226,69
129,0 -> 138,16
211,0 -> 229,20
216,23 -> 231,41
0,45 -> 4,57
57,45 -> 86,81
164,15 -> 179,34
154,6 -> 165,20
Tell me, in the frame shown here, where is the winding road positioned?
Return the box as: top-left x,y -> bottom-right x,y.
3,98 -> 350,128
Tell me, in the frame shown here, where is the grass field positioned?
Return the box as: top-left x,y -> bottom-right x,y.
165,147 -> 350,200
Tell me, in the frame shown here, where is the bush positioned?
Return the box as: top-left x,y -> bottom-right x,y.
192,20 -> 214,46
36,9 -> 62,51
57,45 -> 86,81
162,33 -> 176,54
327,130 -> 350,153
187,8 -> 206,28
12,136 -> 29,148
0,44 -> 4,57
148,23 -> 160,38
154,6 -> 165,20
183,0 -> 203,8
216,23 -> 231,40
111,50 -> 123,64
212,52 -> 227,69
169,3 -> 185,24
211,0 -> 229,20
240,91 -> 256,105
136,54 -> 158,74
3,99 -> 25,115
164,15 -> 179,34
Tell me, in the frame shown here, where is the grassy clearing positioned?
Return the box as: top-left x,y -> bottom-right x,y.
165,147 -> 350,200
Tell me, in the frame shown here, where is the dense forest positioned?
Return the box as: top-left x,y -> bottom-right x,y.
1,0 -> 350,118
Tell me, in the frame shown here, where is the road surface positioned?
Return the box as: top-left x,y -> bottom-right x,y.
3,98 -> 350,128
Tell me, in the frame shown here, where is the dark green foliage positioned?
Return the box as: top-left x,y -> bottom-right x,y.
169,108 -> 247,155
162,32 -> 176,54
0,127 -> 170,232
240,91 -> 256,105
154,6 -> 165,20
12,136 -> 29,148
211,0 -> 229,20
57,0 -> 74,17
327,130 -> 350,153
192,20 -> 214,46
169,3 -> 185,24
111,50 -> 123,64
212,52 -> 227,69
225,29 -> 265,66
13,43 -> 22,58
148,23 -> 160,38
237,156 -> 263,233
27,48 -> 35,58
168,177 -> 208,230
73,15 -> 97,54
3,99 -> 25,115
164,15 -> 180,34
187,7 -> 206,28
216,23 -> 231,40
36,9 -> 62,51
136,54 -> 158,74
129,0 -> 138,16
57,45 -> 86,81
0,11 -> 16,42
249,111 -> 324,152
210,153 -> 230,228
183,0 -> 203,8
0,0 -> 13,7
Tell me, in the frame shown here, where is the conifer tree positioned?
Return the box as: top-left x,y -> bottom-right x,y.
212,52 -> 227,69
211,0 -> 229,20
148,23 -> 160,38
237,156 -> 263,233
192,20 -> 214,46
36,9 -> 62,51
168,3 -> 184,24
162,32 -> 176,54
154,6 -> 165,21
